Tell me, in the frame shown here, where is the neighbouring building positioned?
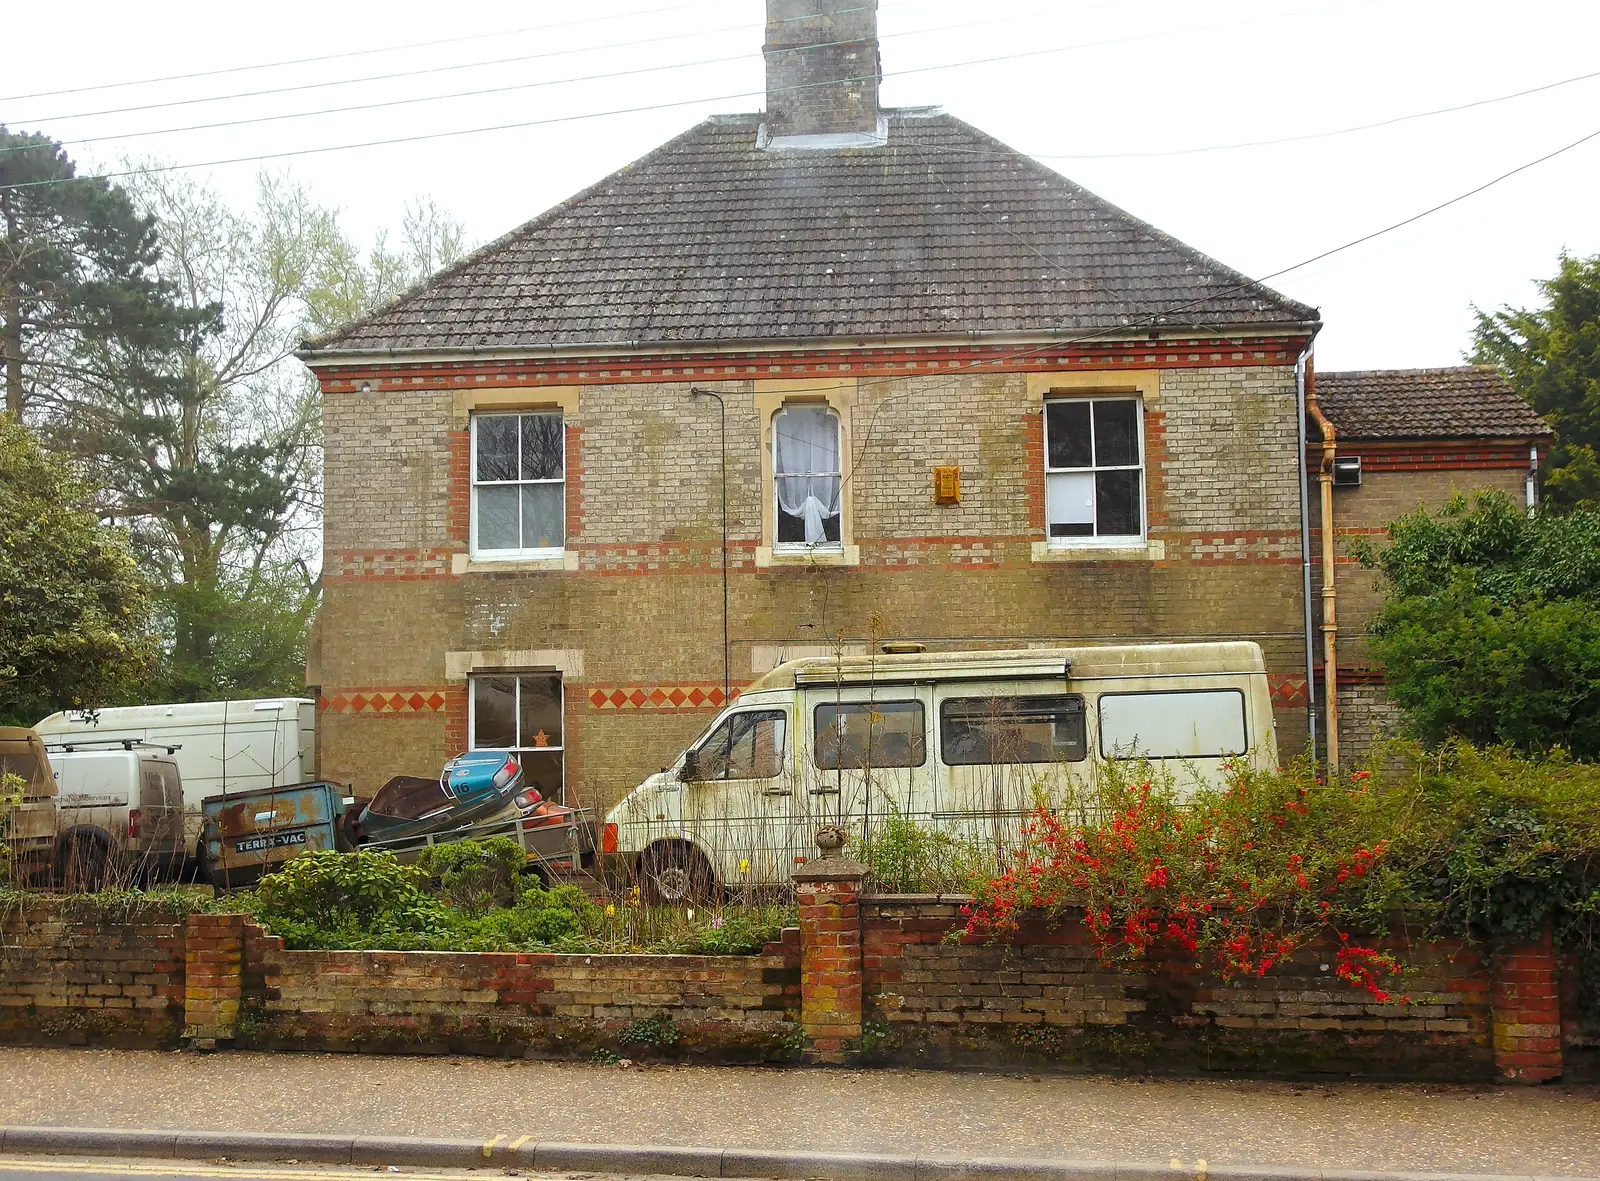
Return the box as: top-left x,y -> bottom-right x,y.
1311,366 -> 1552,763
300,1 -> 1545,810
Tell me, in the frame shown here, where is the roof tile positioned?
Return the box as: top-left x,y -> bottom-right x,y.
311,111 -> 1317,354
1316,366 -> 1552,440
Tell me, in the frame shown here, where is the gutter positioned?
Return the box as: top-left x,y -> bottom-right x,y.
1303,352 -> 1340,774
294,321 -> 1326,367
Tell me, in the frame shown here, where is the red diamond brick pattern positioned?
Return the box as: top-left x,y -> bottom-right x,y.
1268,677 -> 1309,706
584,684 -> 735,711
318,688 -> 451,715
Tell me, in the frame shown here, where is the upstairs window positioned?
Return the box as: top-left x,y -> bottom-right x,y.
1045,397 -> 1144,544
471,412 -> 564,557
774,404 -> 842,549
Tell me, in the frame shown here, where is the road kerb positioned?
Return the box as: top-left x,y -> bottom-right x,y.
0,1127 -> 1580,1181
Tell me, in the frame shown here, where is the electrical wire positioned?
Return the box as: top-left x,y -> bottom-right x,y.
714,117 -> 1600,475
904,67 -> 1600,162
0,0 -> 1390,185
0,1 -> 708,103
24,9 -> 1061,154
13,0 -> 906,125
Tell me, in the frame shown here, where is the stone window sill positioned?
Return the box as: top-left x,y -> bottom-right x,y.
452,552 -> 578,574
1031,540 -> 1165,563
756,545 -> 862,569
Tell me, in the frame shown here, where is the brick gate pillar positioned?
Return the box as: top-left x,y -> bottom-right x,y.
1492,929 -> 1563,1083
184,912 -> 246,1047
792,826 -> 866,1065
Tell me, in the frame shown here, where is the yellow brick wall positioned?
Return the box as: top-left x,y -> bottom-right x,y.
317,363 -> 1318,808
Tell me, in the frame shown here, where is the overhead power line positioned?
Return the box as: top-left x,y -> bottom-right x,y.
18,9 -> 1061,155
0,1 -> 705,104
909,67 -> 1600,162
1255,124 -> 1600,283
16,19 -> 757,127
11,0 -> 907,123
0,0 -> 1383,181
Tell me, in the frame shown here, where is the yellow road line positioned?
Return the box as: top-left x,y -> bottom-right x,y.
480,1135 -> 505,1160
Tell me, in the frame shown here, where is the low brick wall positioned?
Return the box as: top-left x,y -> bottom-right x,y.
0,888 -> 1588,1081
860,896 -> 1495,1079
240,924 -> 800,1059
0,899 -> 186,1047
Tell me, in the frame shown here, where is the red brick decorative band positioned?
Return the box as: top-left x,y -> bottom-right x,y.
320,688 -> 451,715
325,530 -> 1327,584
1181,531 -> 1302,564
1307,441 -> 1539,473
324,549 -> 457,581
584,684 -> 732,711
313,338 -> 1307,392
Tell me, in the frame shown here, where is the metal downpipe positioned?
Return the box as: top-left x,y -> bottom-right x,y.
1295,351 -> 1319,772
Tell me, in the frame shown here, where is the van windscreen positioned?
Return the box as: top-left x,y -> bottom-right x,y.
941,695 -> 1086,765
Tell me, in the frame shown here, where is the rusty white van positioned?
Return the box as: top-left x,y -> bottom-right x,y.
603,641 -> 1279,903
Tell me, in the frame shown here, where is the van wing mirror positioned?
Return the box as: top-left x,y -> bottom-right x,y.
680,749 -> 700,782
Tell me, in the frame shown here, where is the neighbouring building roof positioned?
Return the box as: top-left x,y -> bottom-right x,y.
1315,366 -> 1552,441
307,110 -> 1319,357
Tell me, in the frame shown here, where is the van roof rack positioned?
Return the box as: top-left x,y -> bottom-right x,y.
44,738 -> 182,754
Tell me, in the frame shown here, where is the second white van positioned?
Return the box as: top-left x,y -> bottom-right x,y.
604,641 -> 1280,902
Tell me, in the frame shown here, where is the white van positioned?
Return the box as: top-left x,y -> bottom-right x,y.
605,642 -> 1279,902
34,699 -> 316,859
46,747 -> 186,886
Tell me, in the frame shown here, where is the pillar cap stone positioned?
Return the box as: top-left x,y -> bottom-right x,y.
792,824 -> 867,883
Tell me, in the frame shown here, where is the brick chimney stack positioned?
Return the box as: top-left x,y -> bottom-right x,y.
763,0 -> 882,140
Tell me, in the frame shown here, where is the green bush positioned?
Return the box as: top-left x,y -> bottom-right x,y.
415,837 -> 524,917
251,842 -> 613,953
253,849 -> 449,948
853,807 -> 980,894
453,884 -> 598,950
1355,491 -> 1600,757
1366,742 -> 1600,952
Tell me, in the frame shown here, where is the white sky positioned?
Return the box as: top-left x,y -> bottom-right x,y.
7,0 -> 1599,369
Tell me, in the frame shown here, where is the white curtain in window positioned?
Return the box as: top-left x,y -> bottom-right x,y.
774,406 -> 842,544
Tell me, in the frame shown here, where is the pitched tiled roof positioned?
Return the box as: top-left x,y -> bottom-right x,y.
1315,366 -> 1552,441
308,110 -> 1318,356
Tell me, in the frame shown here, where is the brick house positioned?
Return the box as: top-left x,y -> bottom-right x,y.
1311,366 -> 1552,762
299,2 -> 1541,807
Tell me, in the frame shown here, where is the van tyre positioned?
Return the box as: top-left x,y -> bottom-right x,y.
639,843 -> 715,906
55,833 -> 111,893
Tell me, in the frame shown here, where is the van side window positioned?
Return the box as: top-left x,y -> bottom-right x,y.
940,695 -> 1086,765
697,711 -> 787,780
813,702 -> 926,769
1098,689 -> 1247,759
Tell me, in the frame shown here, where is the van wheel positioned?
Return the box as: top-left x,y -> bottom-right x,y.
55,834 -> 111,893
639,843 -> 715,906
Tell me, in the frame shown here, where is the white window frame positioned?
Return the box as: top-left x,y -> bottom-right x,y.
467,672 -> 566,802
469,411 -> 566,561
1044,396 -> 1146,549
772,403 -> 844,555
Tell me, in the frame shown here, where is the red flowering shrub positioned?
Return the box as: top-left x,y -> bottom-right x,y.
960,761 -> 1408,1001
